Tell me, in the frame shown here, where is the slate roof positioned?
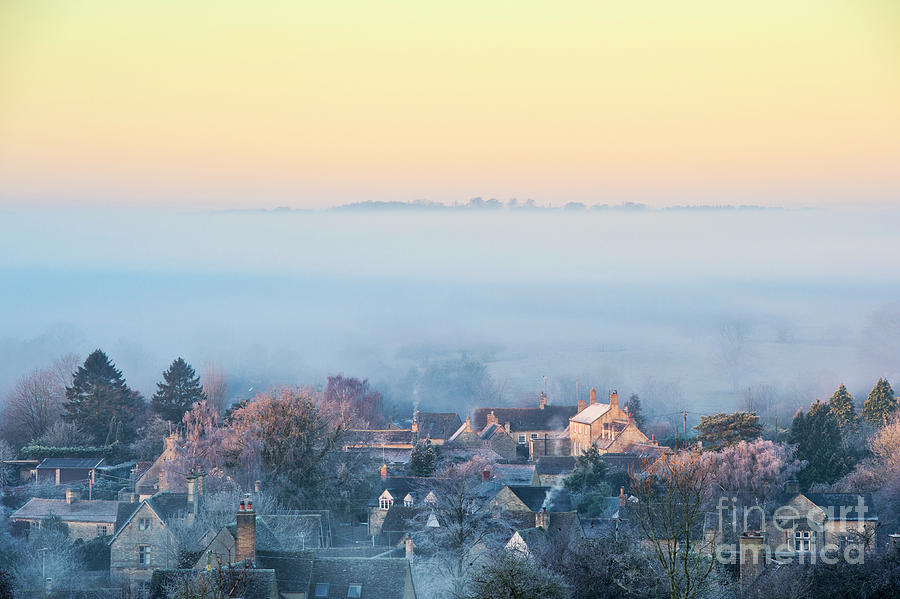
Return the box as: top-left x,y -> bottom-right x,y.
374,476 -> 444,506
489,464 -> 536,485
414,412 -> 462,440
380,506 -> 422,534
308,557 -> 413,599
145,492 -> 191,525
472,406 -> 577,432
11,498 -> 119,523
36,457 -> 105,469
505,485 -> 571,512
115,502 -> 141,532
224,514 -> 328,550
535,457 -> 575,475
345,429 -> 416,447
254,551 -> 315,594
803,493 -> 879,520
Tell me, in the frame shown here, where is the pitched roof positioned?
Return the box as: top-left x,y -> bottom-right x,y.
345,429 -> 416,447
375,476 -> 443,504
145,492 -> 191,525
488,464 -> 536,486
224,514 -> 329,550
11,498 -> 119,523
414,412 -> 462,439
380,505 -> 422,533
36,457 -> 105,469
115,501 -> 141,532
308,557 -> 413,599
569,403 -> 612,424
535,457 -> 575,475
472,406 -> 577,431
254,551 -> 315,594
803,493 -> 878,520
505,486 -> 571,512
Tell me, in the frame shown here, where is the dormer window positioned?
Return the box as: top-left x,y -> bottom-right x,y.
347,584 -> 362,598
380,497 -> 393,510
403,493 -> 414,507
424,491 -> 437,504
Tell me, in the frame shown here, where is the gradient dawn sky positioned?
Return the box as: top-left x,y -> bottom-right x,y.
1,1 -> 899,208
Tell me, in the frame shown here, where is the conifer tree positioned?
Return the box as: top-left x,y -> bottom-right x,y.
790,400 -> 852,489
408,441 -> 437,477
627,393 -> 647,429
152,357 -> 206,423
63,349 -> 142,445
828,383 -> 857,433
861,378 -> 897,427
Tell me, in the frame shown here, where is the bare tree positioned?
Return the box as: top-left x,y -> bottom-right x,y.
412,462 -> 512,599
628,451 -> 718,599
202,361 -> 230,415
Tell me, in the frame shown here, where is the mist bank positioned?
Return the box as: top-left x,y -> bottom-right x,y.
1,206 -> 898,421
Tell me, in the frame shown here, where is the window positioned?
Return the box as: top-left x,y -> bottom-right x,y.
530,433 -> 538,440
314,583 -> 329,598
347,585 -> 362,598
379,497 -> 393,510
138,517 -> 151,531
138,545 -> 151,567
97,525 -> 108,536
403,494 -> 414,507
794,530 -> 813,552
517,434 -> 526,444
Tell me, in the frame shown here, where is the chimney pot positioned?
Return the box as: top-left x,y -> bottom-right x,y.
236,497 -> 257,564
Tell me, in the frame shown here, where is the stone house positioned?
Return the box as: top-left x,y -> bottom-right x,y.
11,489 -> 119,540
569,389 -> 652,456
368,476 -> 441,538
472,392 -> 577,447
134,434 -> 188,500
532,457 -> 575,486
109,473 -> 206,584
487,485 -> 571,513
342,412 -> 463,464
505,510 -> 583,558
444,417 -> 518,460
34,457 -> 105,486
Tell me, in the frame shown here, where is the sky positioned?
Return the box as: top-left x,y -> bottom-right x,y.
1,1 -> 899,208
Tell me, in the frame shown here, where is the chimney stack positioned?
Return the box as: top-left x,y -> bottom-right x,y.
404,537 -> 414,562
535,507 -> 548,530
236,498 -> 257,564
482,468 -> 491,483
618,487 -> 625,508
65,488 -> 79,504
486,411 -> 498,427
380,463 -> 388,479
186,471 -> 198,516
410,414 -> 418,433
577,399 -> 586,413
739,532 -> 765,584
609,390 -> 618,409
589,388 -> 597,405
539,392 -> 547,410
254,480 -> 261,494
465,416 -> 472,429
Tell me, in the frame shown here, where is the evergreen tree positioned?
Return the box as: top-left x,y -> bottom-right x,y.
861,378 -> 897,427
564,444 -> 609,493
408,441 -> 437,477
790,400 -> 853,490
63,349 -> 142,445
828,383 -> 857,434
626,393 -> 646,429
694,411 -> 762,450
151,357 -> 206,422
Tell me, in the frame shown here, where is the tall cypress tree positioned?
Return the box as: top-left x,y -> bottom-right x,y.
861,378 -> 897,427
627,393 -> 647,429
152,358 -> 206,423
828,383 -> 857,434
790,400 -> 852,490
63,349 -> 142,445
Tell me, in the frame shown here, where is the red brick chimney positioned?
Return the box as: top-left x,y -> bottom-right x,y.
589,388 -> 597,404
236,499 -> 256,564
609,391 -> 619,409
482,468 -> 491,483
380,463 -> 388,479
535,507 -> 548,530
577,399 -> 586,413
